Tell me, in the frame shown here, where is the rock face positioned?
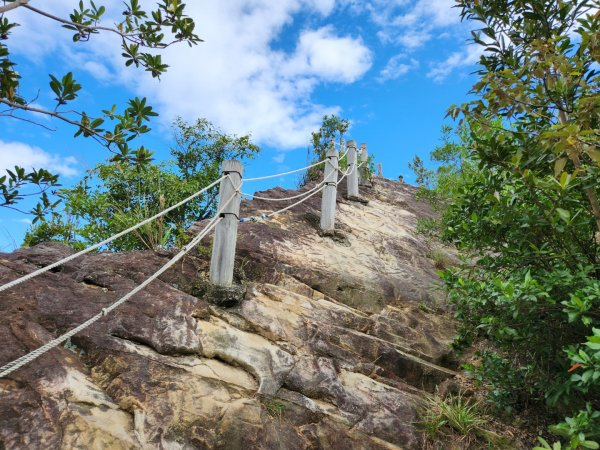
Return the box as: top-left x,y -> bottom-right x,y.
0,177 -> 456,449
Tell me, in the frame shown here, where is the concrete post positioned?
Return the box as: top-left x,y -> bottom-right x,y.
320,147 -> 339,231
359,143 -> 369,186
209,160 -> 243,287
346,140 -> 359,198
377,162 -> 382,177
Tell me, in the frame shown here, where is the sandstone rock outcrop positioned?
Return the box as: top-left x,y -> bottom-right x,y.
0,177 -> 456,449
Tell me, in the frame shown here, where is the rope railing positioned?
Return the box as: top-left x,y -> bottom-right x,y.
0,191 -> 240,379
0,175 -> 228,293
0,138 -> 372,379
240,180 -> 326,202
240,146 -> 350,200
239,161 -> 362,223
244,159 -> 327,182
244,142 -> 349,183
0,144 -> 352,293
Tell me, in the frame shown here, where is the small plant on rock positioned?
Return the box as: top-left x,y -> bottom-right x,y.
418,391 -> 503,448
264,399 -> 286,420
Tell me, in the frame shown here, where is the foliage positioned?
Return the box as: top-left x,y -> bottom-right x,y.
171,117 -> 259,180
450,0 -> 600,234
409,124 -> 475,210
535,404 -> 600,449
426,248 -> 453,270
416,119 -> 600,446
410,1 -> 600,446
1,167 -> 61,219
301,114 -> 349,185
24,118 -> 259,251
23,215 -> 82,250
0,0 -> 201,220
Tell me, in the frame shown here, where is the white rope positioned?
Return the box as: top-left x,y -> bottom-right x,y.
244,159 -> 327,182
240,161 -> 359,223
338,161 -> 363,185
259,162 -> 358,219
244,144 -> 349,183
0,192 -> 239,378
240,180 -> 325,202
263,183 -> 327,219
242,143 -> 349,192
0,175 -> 227,293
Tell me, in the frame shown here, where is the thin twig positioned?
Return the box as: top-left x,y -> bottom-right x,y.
0,112 -> 57,131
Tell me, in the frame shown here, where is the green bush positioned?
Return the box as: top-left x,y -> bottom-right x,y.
411,0 -> 600,445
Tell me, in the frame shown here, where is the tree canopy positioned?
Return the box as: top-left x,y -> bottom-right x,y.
301,114 -> 349,185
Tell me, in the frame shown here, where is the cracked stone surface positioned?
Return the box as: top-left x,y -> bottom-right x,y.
0,177 -> 457,449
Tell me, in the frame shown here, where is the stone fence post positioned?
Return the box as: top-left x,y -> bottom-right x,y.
359,143 -> 369,186
320,146 -> 339,231
209,160 -> 243,287
346,140 -> 359,198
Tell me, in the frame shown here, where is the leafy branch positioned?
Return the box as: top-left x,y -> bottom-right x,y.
0,0 -> 201,219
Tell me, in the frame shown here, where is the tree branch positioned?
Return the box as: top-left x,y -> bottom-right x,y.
0,98 -> 118,150
0,204 -> 31,215
1,98 -> 89,129
21,3 -> 196,48
22,3 -> 137,39
0,0 -> 29,15
557,109 -> 600,236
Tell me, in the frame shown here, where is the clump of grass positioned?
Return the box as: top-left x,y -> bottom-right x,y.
264,399 -> 286,419
419,391 -> 504,447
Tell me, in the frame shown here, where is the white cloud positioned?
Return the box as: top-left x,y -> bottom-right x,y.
305,0 -> 337,15
342,0 -> 462,50
4,0 -> 471,150
427,44 -> 482,82
0,140 -> 79,177
121,2 -> 372,149
5,1 -> 372,150
378,54 -> 419,82
5,0 -> 76,58
339,0 -> 474,84
81,61 -> 114,83
395,30 -> 433,49
286,26 -> 372,83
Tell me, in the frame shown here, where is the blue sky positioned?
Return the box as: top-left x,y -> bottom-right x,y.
0,0 -> 483,251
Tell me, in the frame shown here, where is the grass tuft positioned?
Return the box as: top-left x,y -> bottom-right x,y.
418,391 -> 506,448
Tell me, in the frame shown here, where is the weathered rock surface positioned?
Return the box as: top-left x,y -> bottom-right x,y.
0,177 -> 456,449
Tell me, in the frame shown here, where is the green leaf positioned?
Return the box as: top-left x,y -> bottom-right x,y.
559,171 -> 571,189
586,342 -> 600,350
556,208 -> 570,222
554,157 -> 567,176
587,148 -> 600,165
